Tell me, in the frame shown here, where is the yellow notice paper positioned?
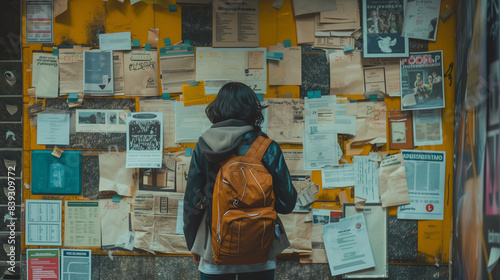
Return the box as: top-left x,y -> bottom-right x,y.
182,81 -> 216,106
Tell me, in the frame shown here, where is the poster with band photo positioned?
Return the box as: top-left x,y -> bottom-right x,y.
400,51 -> 445,111
362,0 -> 409,58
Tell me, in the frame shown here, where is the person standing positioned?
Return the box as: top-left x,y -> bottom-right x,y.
183,82 -> 297,280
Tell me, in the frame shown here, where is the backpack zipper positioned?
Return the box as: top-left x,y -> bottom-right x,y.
261,220 -> 266,250
249,169 -> 267,206
217,209 -> 231,243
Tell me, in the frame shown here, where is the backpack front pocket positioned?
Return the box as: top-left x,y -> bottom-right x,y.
216,207 -> 277,257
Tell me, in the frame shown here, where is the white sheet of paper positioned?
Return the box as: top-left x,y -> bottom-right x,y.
25,200 -> 62,246
321,164 -> 355,189
402,0 -> 441,41
303,130 -> 339,170
331,100 -> 357,135
305,96 -> 337,133
305,96 -> 356,135
412,108 -> 443,146
398,150 -> 446,220
126,112 -> 163,168
99,32 -> 132,51
353,156 -> 380,203
174,102 -> 212,143
61,249 -> 91,280
37,114 -> 70,145
32,53 -> 59,98
323,214 -> 375,276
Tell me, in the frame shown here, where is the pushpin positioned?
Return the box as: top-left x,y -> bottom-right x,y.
185,147 -> 193,157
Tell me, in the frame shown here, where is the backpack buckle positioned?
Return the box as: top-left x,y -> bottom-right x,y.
233,198 -> 239,207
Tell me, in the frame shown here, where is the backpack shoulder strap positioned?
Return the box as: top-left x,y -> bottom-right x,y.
245,136 -> 272,161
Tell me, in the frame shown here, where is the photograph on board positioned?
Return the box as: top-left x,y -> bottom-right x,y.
362,0 -> 409,58
400,51 -> 445,110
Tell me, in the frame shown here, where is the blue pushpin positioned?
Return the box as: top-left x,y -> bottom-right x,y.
185,147 -> 193,157
162,93 -> 170,100
164,38 -> 171,46
132,39 -> 140,47
68,93 -> 78,102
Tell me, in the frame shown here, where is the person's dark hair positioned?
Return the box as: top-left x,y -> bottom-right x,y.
205,82 -> 268,126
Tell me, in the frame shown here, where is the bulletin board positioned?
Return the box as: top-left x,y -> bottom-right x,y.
20,0 -> 456,267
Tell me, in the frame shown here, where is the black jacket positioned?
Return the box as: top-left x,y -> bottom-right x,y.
183,119 -> 297,251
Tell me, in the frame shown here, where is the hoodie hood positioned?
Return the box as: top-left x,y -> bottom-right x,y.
199,119 -> 255,162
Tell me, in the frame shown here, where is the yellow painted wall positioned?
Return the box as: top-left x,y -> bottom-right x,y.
22,0 -> 456,264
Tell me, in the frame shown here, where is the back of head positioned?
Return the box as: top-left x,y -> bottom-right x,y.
205,82 -> 267,127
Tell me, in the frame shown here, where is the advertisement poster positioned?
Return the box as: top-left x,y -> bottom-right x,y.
126,112 -> 163,168
83,50 -> 114,95
61,249 -> 91,280
27,249 -> 60,280
25,1 -> 53,43
362,0 -> 409,58
400,51 -> 445,110
398,150 -> 446,220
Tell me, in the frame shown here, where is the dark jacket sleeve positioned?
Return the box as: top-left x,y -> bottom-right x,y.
183,143 -> 207,251
262,141 -> 297,214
